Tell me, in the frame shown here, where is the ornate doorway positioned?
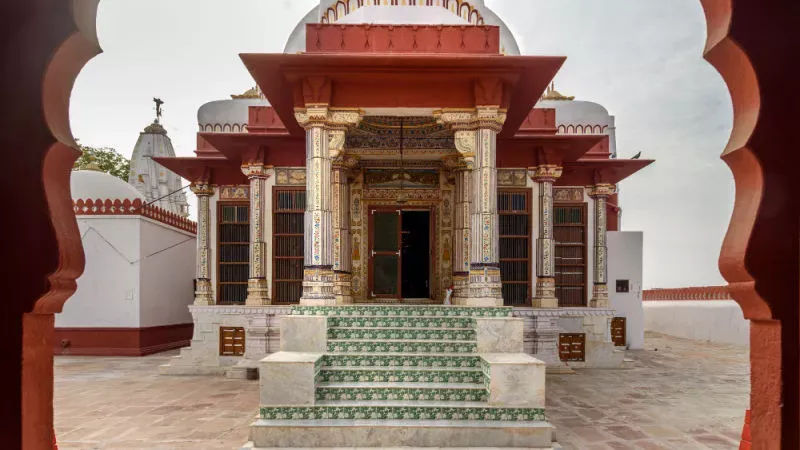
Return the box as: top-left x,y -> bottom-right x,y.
368,207 -> 432,301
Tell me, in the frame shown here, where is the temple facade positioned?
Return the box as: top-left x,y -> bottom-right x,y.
158,0 -> 651,376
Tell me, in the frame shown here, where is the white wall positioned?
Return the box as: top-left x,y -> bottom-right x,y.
644,300 -> 750,347
57,217 -> 141,328
138,218 -> 196,328
607,231 -> 644,349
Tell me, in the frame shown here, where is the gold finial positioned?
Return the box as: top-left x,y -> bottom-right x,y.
231,86 -> 262,100
83,160 -> 103,172
541,82 -> 574,101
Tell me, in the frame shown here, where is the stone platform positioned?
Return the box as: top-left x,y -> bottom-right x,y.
246,305 -> 555,449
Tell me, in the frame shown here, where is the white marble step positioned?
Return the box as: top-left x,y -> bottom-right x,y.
321,366 -> 482,372
315,400 -> 492,408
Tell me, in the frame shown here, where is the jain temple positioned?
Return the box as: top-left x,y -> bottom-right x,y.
84,1 -> 655,448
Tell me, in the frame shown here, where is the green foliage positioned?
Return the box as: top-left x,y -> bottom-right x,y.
73,144 -> 131,181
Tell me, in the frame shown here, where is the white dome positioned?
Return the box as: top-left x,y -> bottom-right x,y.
537,100 -> 614,129
71,169 -> 145,201
198,98 -> 269,133
284,3 -> 521,55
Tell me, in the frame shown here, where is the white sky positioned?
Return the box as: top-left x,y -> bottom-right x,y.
70,0 -> 734,289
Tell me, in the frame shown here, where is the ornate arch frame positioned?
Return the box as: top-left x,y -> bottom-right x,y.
3,0 -> 798,448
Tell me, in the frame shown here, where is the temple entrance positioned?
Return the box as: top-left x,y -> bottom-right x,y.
368,207 -> 431,301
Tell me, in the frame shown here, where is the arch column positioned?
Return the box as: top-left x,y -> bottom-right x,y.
331,153 -> 357,304
588,183 -> 616,308
451,161 -> 472,304
530,165 -> 563,308
242,163 -> 271,306
295,106 -> 362,306
191,183 -> 215,305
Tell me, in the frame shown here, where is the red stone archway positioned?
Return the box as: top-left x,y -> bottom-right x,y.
0,1 -> 797,448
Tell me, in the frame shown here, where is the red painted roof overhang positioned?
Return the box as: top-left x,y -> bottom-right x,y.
556,159 -> 655,186
199,133 -> 306,166
153,157 -> 247,185
497,135 -> 607,168
240,53 -> 566,138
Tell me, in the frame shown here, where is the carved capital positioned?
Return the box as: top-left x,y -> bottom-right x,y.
588,183 -> 617,198
190,183 -> 214,196
435,108 -> 478,131
529,165 -> 563,183
328,129 -> 346,159
294,105 -> 330,129
241,162 -> 272,179
475,105 -> 507,132
453,130 -> 477,159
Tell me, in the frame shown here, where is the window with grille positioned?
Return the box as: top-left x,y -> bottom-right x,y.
554,203 -> 587,307
273,188 -> 306,304
498,190 -> 531,306
217,203 -> 250,305
219,327 -> 245,356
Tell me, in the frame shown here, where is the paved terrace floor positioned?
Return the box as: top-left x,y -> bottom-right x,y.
54,332 -> 749,450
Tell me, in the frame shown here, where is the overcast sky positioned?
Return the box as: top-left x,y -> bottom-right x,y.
70,0 -> 734,289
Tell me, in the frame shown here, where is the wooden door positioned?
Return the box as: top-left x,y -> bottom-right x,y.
611,317 -> 627,347
559,333 -> 586,362
369,208 -> 402,300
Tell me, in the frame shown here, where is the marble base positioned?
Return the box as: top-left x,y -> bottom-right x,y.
248,420 -> 555,448
482,354 -> 546,408
260,352 -> 324,406
531,297 -> 559,308
280,316 -> 327,352
475,318 -> 523,353
458,297 -> 504,307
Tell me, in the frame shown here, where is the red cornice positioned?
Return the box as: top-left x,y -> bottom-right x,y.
556,159 -> 654,186
73,198 -> 197,234
643,286 -> 732,301
497,134 -> 606,168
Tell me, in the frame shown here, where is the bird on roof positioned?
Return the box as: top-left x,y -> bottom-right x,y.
631,151 -> 642,159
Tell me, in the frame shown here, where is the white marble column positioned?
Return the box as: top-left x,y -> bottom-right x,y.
588,183 -> 616,308
242,163 -> 270,306
331,155 -> 354,304
190,183 -> 215,305
530,165 -> 563,308
295,107 -> 361,306
452,162 -> 472,304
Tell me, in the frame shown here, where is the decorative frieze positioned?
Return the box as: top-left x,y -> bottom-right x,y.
219,185 -> 249,200
497,169 -> 527,187
275,168 -> 306,186
553,187 -> 584,202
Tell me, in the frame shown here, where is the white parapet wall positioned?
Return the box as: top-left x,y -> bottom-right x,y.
643,300 -> 750,347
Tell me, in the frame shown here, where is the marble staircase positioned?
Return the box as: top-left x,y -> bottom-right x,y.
245,305 -> 556,449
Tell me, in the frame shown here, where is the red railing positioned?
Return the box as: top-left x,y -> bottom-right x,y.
73,198 -> 197,234
642,285 -> 731,301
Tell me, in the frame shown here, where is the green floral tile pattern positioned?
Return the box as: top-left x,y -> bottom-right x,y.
260,406 -> 546,422
292,305 -> 512,318
328,327 -> 476,341
319,368 -> 484,384
328,316 -> 475,329
323,354 -> 482,368
315,386 -> 488,402
328,340 -> 477,354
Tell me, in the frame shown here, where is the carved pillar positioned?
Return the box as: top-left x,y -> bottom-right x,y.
191,183 -> 215,305
588,183 -> 616,308
530,165 -> 563,308
452,162 -> 472,304
331,153 -> 356,304
295,106 -> 361,306
437,107 -> 505,306
242,163 -> 270,306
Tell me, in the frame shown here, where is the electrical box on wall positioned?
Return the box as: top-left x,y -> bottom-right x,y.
616,279 -> 630,293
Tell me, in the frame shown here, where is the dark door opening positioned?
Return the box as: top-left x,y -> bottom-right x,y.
369,208 -> 431,301
401,210 -> 430,299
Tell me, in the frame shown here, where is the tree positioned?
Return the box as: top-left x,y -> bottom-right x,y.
73,144 -> 130,181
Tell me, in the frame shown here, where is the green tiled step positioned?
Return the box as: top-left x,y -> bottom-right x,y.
292,305 -> 512,318
328,316 -> 475,329
318,366 -> 484,384
323,354 -> 482,368
328,339 -> 477,354
327,327 -> 476,341
260,404 -> 546,422
315,382 -> 487,402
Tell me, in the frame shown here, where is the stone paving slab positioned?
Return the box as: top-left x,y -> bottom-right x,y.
54,332 -> 748,449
